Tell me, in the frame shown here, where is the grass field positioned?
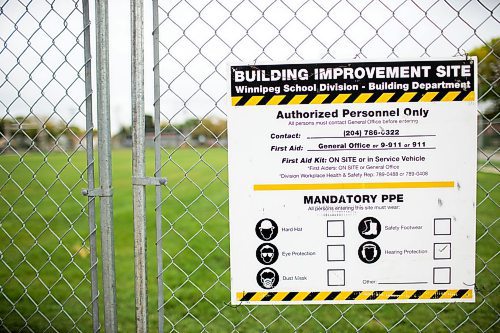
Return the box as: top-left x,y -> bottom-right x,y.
0,148 -> 498,332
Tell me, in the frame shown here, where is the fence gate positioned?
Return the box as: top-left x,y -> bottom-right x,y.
0,1 -> 116,332
143,0 -> 499,332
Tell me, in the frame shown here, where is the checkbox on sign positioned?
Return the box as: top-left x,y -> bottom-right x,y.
327,220 -> 345,237
433,243 -> 451,260
327,269 -> 345,286
434,218 -> 452,235
433,267 -> 451,284
327,245 -> 345,261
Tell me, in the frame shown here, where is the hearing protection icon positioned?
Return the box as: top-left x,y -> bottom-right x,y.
358,241 -> 381,264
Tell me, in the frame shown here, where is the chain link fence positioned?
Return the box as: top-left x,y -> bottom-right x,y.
154,0 -> 499,332
0,0 -> 498,332
0,1 -> 100,332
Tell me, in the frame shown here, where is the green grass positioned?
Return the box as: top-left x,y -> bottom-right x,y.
0,148 -> 498,332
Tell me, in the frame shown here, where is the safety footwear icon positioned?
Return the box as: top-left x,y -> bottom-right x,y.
358,217 -> 381,239
362,219 -> 378,236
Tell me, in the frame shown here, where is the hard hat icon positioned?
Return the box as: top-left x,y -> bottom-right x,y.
260,220 -> 274,230
256,218 -> 278,241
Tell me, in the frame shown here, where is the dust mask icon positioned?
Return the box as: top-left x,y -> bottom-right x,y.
257,268 -> 279,289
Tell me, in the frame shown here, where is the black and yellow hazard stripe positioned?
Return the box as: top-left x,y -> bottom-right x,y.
231,91 -> 474,106
236,289 -> 473,302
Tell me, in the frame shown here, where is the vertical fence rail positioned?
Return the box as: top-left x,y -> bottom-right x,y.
131,0 -> 149,332
152,0 -> 165,331
95,1 -> 118,332
82,0 -> 100,331
152,0 -> 499,332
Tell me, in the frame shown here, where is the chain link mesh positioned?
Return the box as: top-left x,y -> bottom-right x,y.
1,0 -> 498,331
155,0 -> 499,332
0,1 -> 98,332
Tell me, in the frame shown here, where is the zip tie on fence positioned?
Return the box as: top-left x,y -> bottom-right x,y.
459,49 -> 471,61
224,300 -> 243,310
132,176 -> 167,186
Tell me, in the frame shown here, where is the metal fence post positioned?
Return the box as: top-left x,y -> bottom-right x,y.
152,0 -> 165,331
131,0 -> 148,332
82,0 -> 100,332
95,0 -> 118,332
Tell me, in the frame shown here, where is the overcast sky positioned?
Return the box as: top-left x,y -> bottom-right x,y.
1,0 -> 499,134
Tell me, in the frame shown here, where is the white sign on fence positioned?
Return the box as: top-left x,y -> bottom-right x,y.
228,58 -> 477,304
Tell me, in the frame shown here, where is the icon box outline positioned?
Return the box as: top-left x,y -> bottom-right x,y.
327,269 -> 345,286
434,218 -> 452,235
433,242 -> 451,260
327,220 -> 345,237
433,267 -> 451,284
327,244 -> 346,262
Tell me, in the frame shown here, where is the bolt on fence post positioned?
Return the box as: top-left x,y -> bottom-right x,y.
95,0 -> 118,332
82,0 -> 100,331
131,0 -> 148,332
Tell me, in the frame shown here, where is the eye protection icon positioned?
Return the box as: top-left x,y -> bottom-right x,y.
256,243 -> 279,265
